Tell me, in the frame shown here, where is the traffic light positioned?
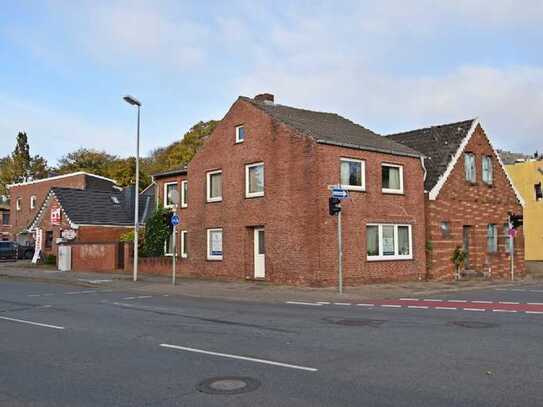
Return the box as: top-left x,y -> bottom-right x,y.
510,213 -> 523,229
329,197 -> 341,216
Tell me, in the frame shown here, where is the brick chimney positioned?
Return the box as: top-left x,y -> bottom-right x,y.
254,93 -> 274,104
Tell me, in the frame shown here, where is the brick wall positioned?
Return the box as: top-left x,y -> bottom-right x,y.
70,242 -> 119,272
426,124 -> 525,279
179,97 -> 427,286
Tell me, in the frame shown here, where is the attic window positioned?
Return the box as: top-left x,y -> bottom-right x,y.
111,196 -> 120,205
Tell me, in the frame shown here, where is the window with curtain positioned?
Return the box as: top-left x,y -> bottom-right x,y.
464,153 -> 476,182
207,170 -> 222,202
367,224 -> 412,260
482,156 -> 493,184
382,164 -> 403,193
487,224 -> 497,253
246,163 -> 264,197
340,158 -> 364,190
164,183 -> 178,207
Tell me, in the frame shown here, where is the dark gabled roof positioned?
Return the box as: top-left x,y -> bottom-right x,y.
240,97 -> 422,158
387,119 -> 476,191
152,166 -> 187,178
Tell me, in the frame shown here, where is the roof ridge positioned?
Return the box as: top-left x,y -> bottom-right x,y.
387,118 -> 477,137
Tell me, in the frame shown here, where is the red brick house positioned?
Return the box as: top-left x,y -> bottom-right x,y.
152,94 -> 427,286
28,186 -> 154,271
7,172 -> 119,245
388,119 -> 525,279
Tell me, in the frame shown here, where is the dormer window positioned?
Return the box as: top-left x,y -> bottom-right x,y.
235,125 -> 245,143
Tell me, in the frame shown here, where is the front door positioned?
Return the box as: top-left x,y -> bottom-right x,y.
254,228 -> 265,278
463,226 -> 471,269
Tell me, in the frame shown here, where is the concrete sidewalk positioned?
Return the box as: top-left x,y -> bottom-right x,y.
0,261 -> 536,304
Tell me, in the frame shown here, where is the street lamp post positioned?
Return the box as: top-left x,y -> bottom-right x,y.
123,95 -> 142,282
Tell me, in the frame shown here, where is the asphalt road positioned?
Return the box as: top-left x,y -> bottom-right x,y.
1,278 -> 542,406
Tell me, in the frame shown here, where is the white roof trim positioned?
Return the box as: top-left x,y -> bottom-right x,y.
428,118 -> 525,207
28,190 -> 79,231
7,171 -> 117,188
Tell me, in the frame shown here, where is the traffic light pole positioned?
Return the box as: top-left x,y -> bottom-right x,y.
337,210 -> 343,295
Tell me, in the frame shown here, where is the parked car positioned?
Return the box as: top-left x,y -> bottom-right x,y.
0,241 -> 17,261
17,243 -> 35,260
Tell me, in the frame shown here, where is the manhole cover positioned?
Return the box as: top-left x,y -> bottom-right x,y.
197,377 -> 260,395
323,317 -> 386,327
451,321 -> 498,329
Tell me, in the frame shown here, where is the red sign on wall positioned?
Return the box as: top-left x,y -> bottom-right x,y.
51,208 -> 61,226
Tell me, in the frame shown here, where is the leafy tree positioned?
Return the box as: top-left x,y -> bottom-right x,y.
141,205 -> 171,257
56,148 -> 118,177
109,157 -> 151,190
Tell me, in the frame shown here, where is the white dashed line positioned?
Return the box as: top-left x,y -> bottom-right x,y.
399,298 -> 418,301
122,297 -> 136,300
408,305 -> 429,309
317,302 -> 331,305
357,303 -> 375,307
423,299 -> 442,302
525,311 -> 543,314
463,308 -> 486,312
333,303 -> 351,306
28,294 -> 42,297
449,300 -> 468,303
285,301 -> 322,306
136,296 -> 152,299
471,301 -> 493,304
0,316 -> 64,330
498,301 -> 519,305
65,290 -> 96,295
493,309 -> 517,313
160,344 -> 318,372
435,307 -> 457,310
527,303 -> 543,306
381,304 -> 402,308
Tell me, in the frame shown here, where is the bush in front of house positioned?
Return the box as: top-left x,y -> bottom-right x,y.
44,254 -> 57,265
141,205 -> 171,257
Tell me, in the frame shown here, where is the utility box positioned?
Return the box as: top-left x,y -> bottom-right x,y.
58,245 -> 71,272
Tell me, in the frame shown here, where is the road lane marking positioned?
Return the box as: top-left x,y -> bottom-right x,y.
333,302 -> 351,306
381,304 -> 402,308
408,306 -> 428,309
525,311 -> 543,314
65,290 -> 96,295
493,309 -> 517,313
136,296 -> 152,299
285,301 -> 322,306
435,307 -> 457,310
528,303 -> 543,306
28,294 -> 42,297
463,308 -> 486,312
399,298 -> 418,301
317,302 -> 331,305
160,344 -> 318,372
499,301 -> 519,305
423,299 -> 442,302
471,301 -> 493,304
0,316 -> 64,330
449,300 -> 468,303
357,303 -> 375,307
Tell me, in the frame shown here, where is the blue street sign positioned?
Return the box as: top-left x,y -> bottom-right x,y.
331,188 -> 348,200
171,213 -> 180,226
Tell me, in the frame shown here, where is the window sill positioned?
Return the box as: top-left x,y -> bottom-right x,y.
180,204 -> 188,209
235,140 -> 244,144
206,198 -> 223,203
245,193 -> 264,199
382,189 -> 404,195
367,256 -> 413,262
207,257 -> 223,261
341,185 -> 365,192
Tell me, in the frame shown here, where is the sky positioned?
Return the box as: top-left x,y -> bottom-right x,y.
1,0 -> 542,165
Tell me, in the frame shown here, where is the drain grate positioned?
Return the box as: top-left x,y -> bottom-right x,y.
324,317 -> 386,327
451,321 -> 498,329
197,377 -> 260,395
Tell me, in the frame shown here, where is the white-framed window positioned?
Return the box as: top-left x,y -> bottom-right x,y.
181,230 -> 188,258
340,158 -> 365,191
16,198 -> 21,211
381,163 -> 404,194
482,155 -> 493,185
207,228 -> 223,260
503,223 -> 513,253
206,170 -> 222,202
487,224 -> 498,253
164,182 -> 178,208
245,162 -> 264,198
367,224 -> 413,261
30,195 -> 37,209
464,153 -> 476,183
181,180 -> 188,208
164,232 -> 175,256
235,125 -> 246,143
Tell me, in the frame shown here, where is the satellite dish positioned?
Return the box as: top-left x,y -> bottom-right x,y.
168,189 -> 180,205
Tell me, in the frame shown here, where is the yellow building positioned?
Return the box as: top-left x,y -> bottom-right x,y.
506,159 -> 543,261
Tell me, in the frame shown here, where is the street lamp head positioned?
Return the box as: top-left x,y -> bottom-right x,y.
123,95 -> 142,107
